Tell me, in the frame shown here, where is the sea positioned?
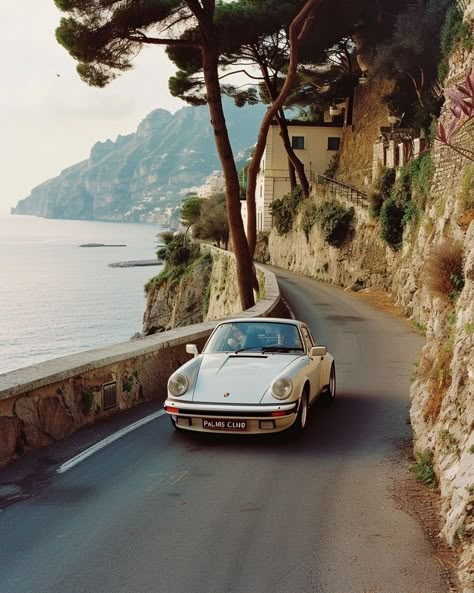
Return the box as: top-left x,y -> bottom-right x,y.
0,214 -> 165,375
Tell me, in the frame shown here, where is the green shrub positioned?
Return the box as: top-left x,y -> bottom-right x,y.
369,190 -> 384,218
270,187 -> 304,235
323,153 -> 339,178
122,376 -> 135,393
145,234 -> 201,295
379,156 -> 432,248
299,199 -> 355,246
438,4 -> 473,81
403,201 -> 420,227
257,230 -> 269,246
380,197 -> 406,249
379,167 -> 396,198
301,202 -> 320,240
369,167 -> 395,218
411,450 -> 437,487
316,201 -> 355,247
169,244 -> 197,267
408,153 -> 433,199
391,166 -> 412,206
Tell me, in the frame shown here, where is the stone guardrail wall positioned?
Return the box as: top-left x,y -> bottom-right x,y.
0,257 -> 281,466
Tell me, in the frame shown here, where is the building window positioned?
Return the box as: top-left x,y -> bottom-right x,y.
327,137 -> 341,151
292,136 -> 305,150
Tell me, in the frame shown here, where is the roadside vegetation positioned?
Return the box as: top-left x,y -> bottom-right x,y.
145,192 -> 229,299
423,239 -> 465,302
411,450 -> 438,487
271,188 -> 354,248
375,153 -> 434,249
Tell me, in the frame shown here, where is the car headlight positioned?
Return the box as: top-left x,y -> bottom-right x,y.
168,373 -> 189,397
271,377 -> 293,400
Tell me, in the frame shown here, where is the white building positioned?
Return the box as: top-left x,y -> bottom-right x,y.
242,121 -> 343,232
196,171 -> 226,198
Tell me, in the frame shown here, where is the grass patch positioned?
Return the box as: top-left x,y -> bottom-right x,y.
439,429 -> 457,453
411,450 -> 437,487
412,320 -> 427,335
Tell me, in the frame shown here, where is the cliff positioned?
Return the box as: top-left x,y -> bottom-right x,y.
142,248 -> 243,336
12,100 -> 264,223
260,11 -> 474,591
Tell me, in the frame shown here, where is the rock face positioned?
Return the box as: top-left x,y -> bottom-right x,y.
143,253 -> 214,335
142,248 -> 242,336
12,100 -> 265,223
265,15 -> 474,591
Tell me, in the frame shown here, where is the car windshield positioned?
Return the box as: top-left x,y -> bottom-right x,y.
204,321 -> 304,353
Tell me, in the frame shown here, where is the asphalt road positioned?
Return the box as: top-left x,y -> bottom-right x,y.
0,267 -> 447,593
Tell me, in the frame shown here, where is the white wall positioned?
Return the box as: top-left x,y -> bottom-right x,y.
256,123 -> 343,231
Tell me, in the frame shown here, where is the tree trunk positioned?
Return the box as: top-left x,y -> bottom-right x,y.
200,30 -> 255,309
288,157 -> 297,192
276,110 -> 310,196
245,0 -> 321,257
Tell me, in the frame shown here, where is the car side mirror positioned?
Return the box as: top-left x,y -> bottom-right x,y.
186,344 -> 199,358
310,345 -> 327,358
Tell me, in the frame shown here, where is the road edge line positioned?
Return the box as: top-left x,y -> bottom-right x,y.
57,409 -> 166,474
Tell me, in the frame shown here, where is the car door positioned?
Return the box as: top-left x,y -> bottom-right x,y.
300,325 -> 322,403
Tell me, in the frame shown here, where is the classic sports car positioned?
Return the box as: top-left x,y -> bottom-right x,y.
164,317 -> 336,435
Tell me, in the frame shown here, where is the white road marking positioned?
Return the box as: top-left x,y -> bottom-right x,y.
57,410 -> 166,474
282,298 -> 296,319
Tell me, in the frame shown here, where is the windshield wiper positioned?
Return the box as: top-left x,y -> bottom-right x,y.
261,346 -> 304,353
234,347 -> 264,353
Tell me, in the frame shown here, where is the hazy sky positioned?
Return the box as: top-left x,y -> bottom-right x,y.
0,2 -> 185,214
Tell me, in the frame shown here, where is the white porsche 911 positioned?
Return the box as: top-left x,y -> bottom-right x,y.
164,318 -> 335,435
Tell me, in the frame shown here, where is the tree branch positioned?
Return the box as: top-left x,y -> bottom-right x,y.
126,32 -> 201,48
218,69 -> 263,81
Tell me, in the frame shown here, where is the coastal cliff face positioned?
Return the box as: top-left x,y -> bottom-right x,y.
142,248 -> 242,336
12,100 -> 264,223
142,253 -> 214,335
263,17 -> 474,591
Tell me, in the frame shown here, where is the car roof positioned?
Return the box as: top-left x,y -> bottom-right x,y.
219,317 -> 303,327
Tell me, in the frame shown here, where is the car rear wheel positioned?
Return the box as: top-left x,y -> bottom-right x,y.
323,363 -> 336,402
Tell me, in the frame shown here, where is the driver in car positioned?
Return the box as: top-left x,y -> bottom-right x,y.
277,325 -> 302,349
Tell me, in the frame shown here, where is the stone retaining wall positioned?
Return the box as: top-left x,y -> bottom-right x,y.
0,260 -> 281,467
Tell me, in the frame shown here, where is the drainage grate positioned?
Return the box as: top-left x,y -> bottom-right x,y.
102,381 -> 117,410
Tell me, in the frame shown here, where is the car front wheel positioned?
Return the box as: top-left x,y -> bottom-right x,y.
289,391 -> 308,435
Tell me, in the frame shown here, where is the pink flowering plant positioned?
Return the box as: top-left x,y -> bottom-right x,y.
436,67 -> 474,162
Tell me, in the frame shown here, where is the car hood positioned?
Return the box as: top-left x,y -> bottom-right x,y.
191,353 -> 300,403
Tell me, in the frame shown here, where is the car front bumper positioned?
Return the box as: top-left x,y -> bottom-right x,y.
164,399 -> 299,434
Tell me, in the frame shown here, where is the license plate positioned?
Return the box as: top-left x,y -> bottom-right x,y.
202,418 -> 247,431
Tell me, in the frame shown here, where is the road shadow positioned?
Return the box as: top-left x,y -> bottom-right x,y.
168,390 -> 411,461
